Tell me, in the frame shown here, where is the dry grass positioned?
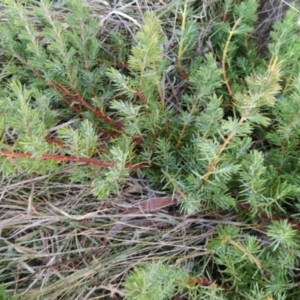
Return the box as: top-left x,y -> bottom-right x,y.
1,172 -> 237,299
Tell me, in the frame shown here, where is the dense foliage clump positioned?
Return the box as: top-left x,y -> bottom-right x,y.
1,0 -> 300,299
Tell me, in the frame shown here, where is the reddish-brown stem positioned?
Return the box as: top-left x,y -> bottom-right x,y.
44,136 -> 106,153
175,60 -> 194,88
44,136 -> 65,146
91,105 -> 124,132
132,136 -> 144,145
95,128 -> 118,138
136,90 -> 151,114
187,277 -> 228,291
54,83 -> 124,131
12,56 -> 122,132
61,95 -> 82,114
222,13 -> 228,23
177,65 -> 188,81
136,89 -> 148,106
0,150 -> 148,170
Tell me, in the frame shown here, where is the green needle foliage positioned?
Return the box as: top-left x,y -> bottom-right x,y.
1,0 -> 300,299
0,285 -> 17,300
